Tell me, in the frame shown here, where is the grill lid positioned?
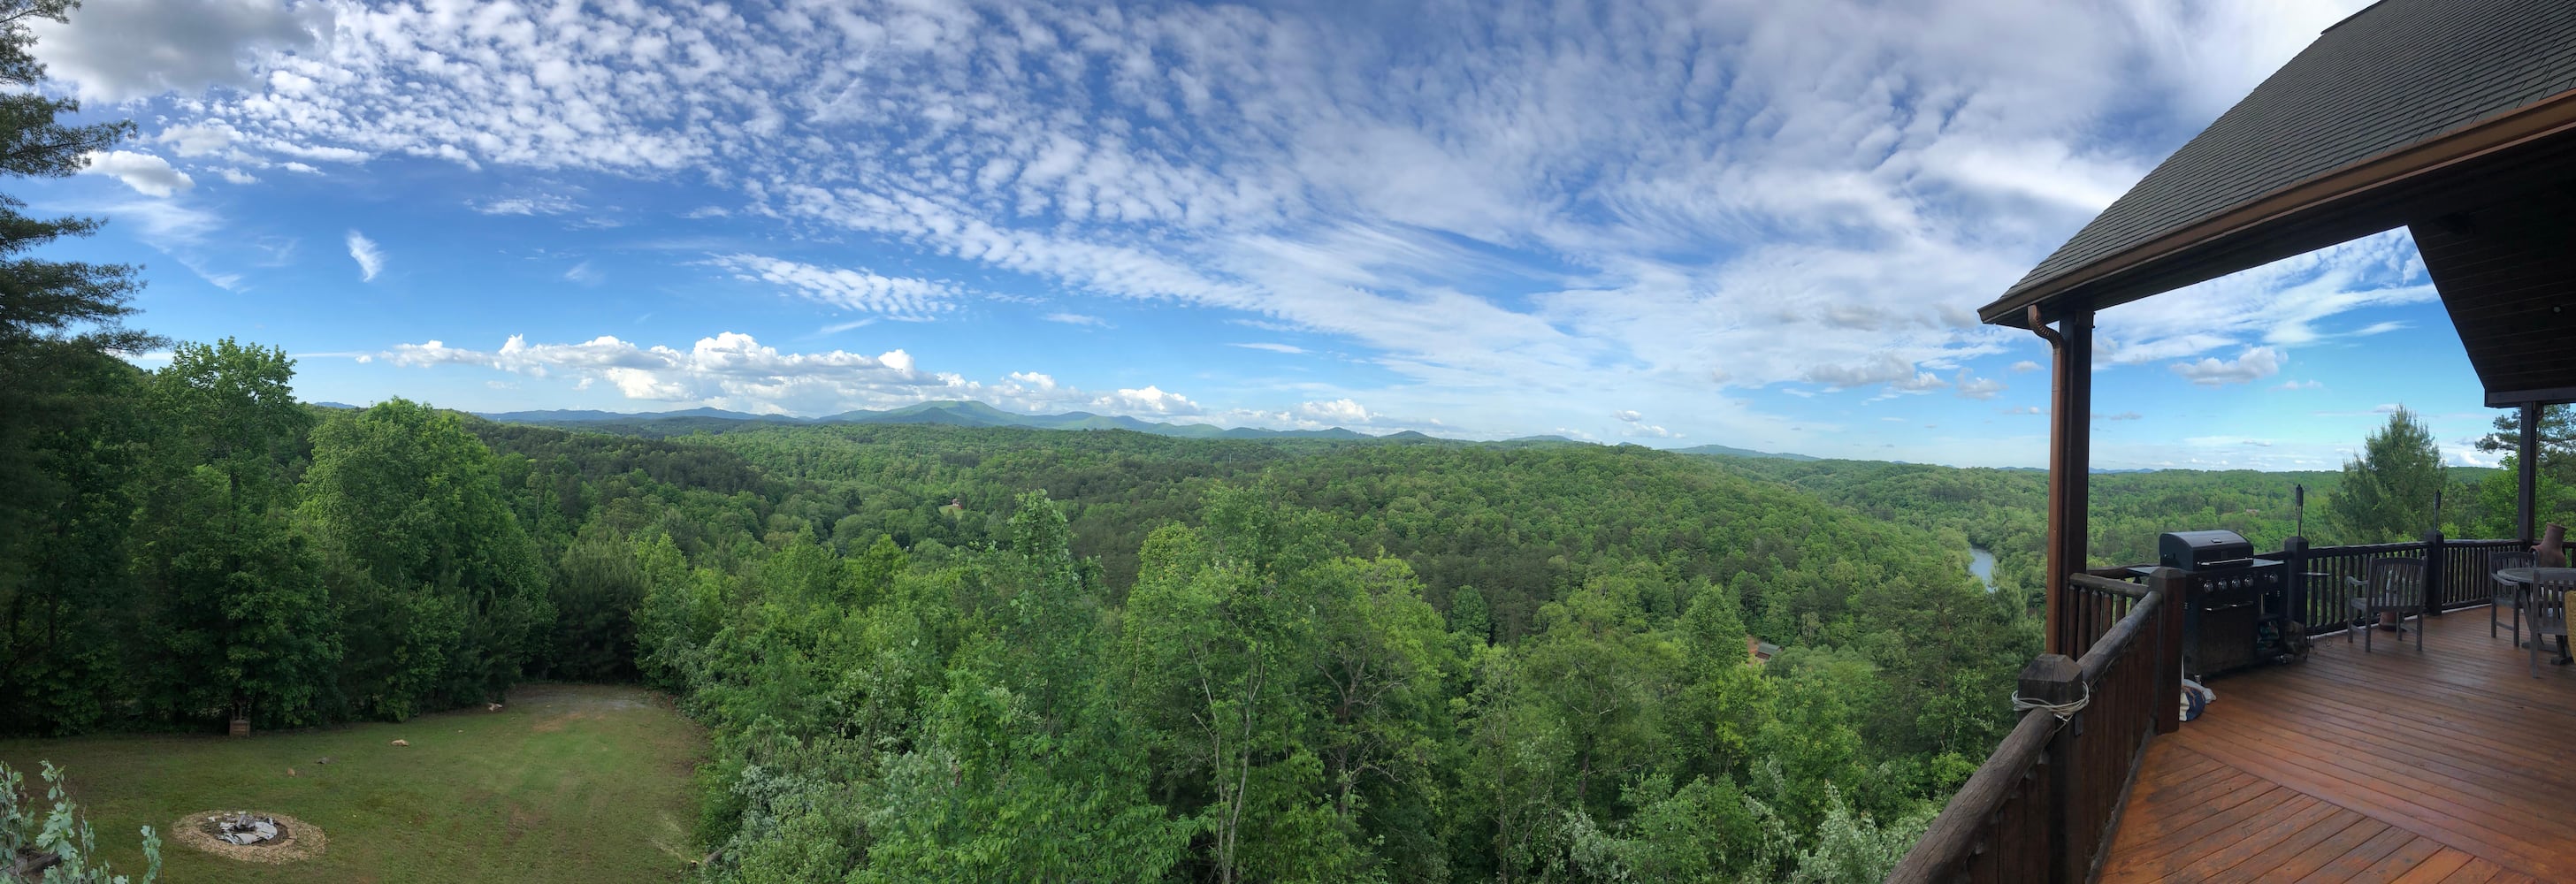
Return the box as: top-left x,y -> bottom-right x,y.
2159,530 -> 2254,569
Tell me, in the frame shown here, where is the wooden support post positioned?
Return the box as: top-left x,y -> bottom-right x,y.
2421,530 -> 2446,615
2022,653 -> 2083,884
2035,304 -> 2094,655
2519,402 -> 2540,545
2148,567 -> 2188,735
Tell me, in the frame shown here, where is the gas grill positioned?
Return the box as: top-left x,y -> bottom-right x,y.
2143,530 -> 2294,678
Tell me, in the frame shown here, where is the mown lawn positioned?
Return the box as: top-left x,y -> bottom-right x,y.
0,683 -> 704,884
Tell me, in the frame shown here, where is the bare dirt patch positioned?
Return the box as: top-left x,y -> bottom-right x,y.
171,812 -> 327,864
528,711 -> 605,733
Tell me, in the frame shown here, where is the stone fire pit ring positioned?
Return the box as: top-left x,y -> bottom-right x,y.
171,811 -> 326,863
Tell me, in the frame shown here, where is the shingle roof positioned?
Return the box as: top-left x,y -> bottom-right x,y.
1992,0 -> 2576,316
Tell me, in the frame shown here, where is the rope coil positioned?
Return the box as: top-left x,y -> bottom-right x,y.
2008,680 -> 2090,722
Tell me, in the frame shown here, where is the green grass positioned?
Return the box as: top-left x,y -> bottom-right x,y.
0,683 -> 706,884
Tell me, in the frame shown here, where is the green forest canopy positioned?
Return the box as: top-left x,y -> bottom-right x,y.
0,4 -> 2544,878
7,329 -> 2549,883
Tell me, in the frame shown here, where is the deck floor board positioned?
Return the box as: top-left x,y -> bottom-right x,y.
2096,608 -> 2576,883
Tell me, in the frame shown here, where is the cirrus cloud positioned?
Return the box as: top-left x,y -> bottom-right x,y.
345,230 -> 383,281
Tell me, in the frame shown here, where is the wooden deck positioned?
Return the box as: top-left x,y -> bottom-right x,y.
2098,606 -> 2576,883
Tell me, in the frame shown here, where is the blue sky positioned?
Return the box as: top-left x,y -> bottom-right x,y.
40,0 -> 2496,469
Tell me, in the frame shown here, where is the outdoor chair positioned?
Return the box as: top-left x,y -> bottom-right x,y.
2346,557 -> 2426,652
2490,549 -> 2536,645
2530,568 -> 2575,678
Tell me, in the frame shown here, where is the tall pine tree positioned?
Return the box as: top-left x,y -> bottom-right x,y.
0,0 -> 157,735
2329,406 -> 2447,543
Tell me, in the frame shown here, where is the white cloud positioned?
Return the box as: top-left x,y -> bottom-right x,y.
57,197 -> 245,289
1232,342 -> 1305,354
2094,411 -> 2144,421
470,195 -> 580,216
2276,379 -> 2324,391
564,262 -> 601,286
1809,355 -> 1940,392
1890,372 -> 1951,393
2170,347 -> 2283,386
1094,385 -> 1199,415
1609,409 -> 1678,437
345,230 -> 383,281
156,122 -> 238,157
31,0 -> 327,102
1297,399 -> 1372,424
2099,231 -> 2434,368
1044,312 -> 1112,328
708,254 -> 956,318
269,142 -> 368,164
1955,372 -> 2005,400
1007,371 -> 1057,391
80,150 -> 193,197
384,332 -> 955,414
2010,360 -> 2041,373
210,167 -> 257,185
114,0 -> 2389,446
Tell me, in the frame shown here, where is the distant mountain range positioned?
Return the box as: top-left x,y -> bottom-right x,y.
1671,443 -> 1820,461
348,397 -> 1854,458
466,400 -> 1450,442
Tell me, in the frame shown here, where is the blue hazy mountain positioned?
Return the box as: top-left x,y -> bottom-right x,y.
477,400 -> 1388,440
1671,443 -> 1821,461
470,400 -> 1825,455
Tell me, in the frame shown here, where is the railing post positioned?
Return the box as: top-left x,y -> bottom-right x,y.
2283,536 -> 2311,633
2150,567 -> 2188,735
2421,530 -> 2446,615
2022,653 -> 2083,884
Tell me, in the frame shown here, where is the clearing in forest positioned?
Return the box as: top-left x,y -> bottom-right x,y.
0,683 -> 703,884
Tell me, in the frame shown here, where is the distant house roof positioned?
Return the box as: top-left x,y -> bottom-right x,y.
1983,0 -> 2576,327
1745,636 -> 1779,662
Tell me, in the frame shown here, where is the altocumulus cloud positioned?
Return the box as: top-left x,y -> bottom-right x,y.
707,254 -> 958,319
65,0 -> 2405,441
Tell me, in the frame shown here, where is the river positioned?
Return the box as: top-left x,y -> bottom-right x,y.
1969,545 -> 1998,593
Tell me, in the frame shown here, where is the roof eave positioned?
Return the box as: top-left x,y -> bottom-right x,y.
1979,88 -> 2576,331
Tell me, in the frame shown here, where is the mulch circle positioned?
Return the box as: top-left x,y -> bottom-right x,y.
170,811 -> 326,864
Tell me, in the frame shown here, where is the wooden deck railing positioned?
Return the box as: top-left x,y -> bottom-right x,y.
1888,569 -> 2185,884
1890,535 -> 2533,884
2271,535 -> 2522,636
